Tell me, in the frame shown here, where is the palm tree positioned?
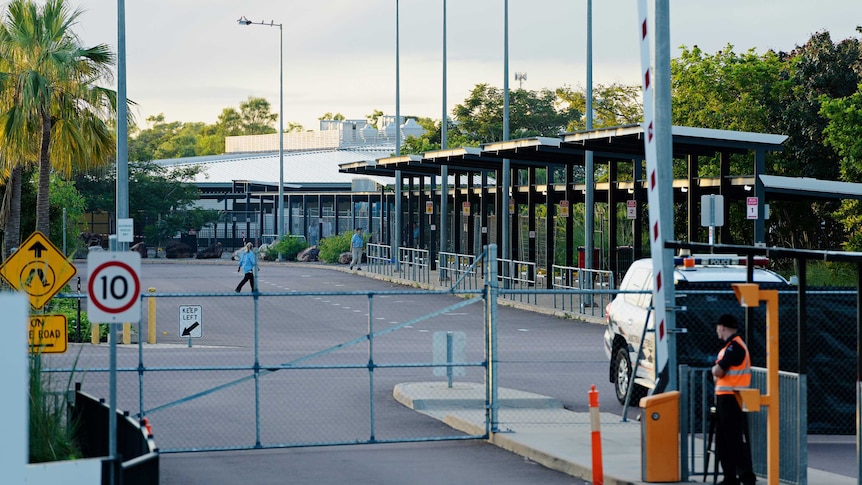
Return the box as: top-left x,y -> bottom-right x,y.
0,0 -> 116,241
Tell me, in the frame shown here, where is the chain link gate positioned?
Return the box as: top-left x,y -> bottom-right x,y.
41,247 -> 501,453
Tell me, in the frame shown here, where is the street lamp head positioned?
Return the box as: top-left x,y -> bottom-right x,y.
237,16 -> 252,26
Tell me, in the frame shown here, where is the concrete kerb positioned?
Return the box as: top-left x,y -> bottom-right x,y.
393,381 -> 646,485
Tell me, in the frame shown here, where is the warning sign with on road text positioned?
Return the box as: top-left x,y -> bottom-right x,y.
29,315 -> 67,354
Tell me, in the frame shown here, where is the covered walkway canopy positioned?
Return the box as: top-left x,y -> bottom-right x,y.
339,124 -> 858,283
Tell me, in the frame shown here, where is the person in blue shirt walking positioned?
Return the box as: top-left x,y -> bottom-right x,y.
235,242 -> 257,292
349,228 -> 364,271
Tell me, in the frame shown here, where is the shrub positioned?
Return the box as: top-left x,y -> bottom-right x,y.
29,351 -> 82,463
48,294 -> 107,342
263,235 -> 309,261
318,231 -> 352,262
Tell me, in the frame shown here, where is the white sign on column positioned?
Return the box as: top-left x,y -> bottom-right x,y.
117,218 -> 134,243
179,305 -> 203,338
747,197 -> 759,220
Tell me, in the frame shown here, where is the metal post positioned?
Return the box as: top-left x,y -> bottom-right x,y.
394,0 -> 402,272
237,17 -> 284,244
368,294 -> 376,440
439,164 -> 449,278
442,0 -> 447,150
446,331 -> 454,388
111,3 -> 128,479
485,244 -> 499,432
585,0 -> 594,274
278,24 -> 284,244
501,0 -> 510,264
654,0 -> 677,392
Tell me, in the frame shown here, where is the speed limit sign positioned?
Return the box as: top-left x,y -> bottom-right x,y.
87,252 -> 142,323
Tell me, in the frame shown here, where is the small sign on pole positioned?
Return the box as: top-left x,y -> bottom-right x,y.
700,194 -> 725,227
117,218 -> 134,243
560,200 -> 570,218
425,200 -> 434,215
747,197 -> 759,220
461,201 -> 471,216
626,200 -> 637,220
87,252 -> 142,323
179,305 -> 203,339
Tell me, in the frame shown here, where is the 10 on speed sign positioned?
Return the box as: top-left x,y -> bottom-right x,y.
87,252 -> 142,323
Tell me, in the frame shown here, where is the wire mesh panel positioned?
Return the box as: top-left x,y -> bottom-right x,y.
677,288 -> 855,435
42,288 -> 489,453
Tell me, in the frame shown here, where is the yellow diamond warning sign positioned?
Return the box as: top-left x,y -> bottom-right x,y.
0,231 -> 77,309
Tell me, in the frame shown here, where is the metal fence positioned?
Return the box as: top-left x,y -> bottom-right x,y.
358,245 -> 615,320
37,245 -> 631,456
551,264 -> 615,318
34,252 -> 856,482
679,365 -> 807,485
43,288 -> 495,452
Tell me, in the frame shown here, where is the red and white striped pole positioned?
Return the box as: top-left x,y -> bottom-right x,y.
589,384 -> 604,485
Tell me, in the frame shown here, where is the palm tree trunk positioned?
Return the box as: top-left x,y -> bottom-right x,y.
35,111 -> 51,236
1,164 -> 22,259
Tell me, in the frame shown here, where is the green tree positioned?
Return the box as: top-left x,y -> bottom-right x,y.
75,160 -> 217,246
129,115 -> 209,161
240,96 -> 277,135
366,109 -> 384,129
450,84 -> 578,143
318,112 -> 346,121
48,174 -> 86,254
768,31 -> 862,250
821,84 -> 862,249
0,0 -> 117,237
556,83 -> 641,132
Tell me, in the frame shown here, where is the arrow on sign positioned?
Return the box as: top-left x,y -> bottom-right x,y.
181,322 -> 200,337
28,241 -> 48,259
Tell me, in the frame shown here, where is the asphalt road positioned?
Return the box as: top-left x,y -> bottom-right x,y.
51,260 -> 856,483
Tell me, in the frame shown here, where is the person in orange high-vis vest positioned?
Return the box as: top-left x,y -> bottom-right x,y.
711,314 -> 756,485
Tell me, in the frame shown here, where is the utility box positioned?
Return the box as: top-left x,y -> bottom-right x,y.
640,391 -> 680,482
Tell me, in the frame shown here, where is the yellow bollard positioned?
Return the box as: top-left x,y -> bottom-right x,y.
147,287 -> 157,344
91,322 -> 99,344
123,323 -> 131,344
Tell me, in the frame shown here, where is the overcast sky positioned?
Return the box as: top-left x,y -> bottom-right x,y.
70,0 -> 861,132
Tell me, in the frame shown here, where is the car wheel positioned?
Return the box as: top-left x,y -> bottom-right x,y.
613,347 -> 645,404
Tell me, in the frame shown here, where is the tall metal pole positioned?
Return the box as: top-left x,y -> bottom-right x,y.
439,0 -> 449,266
501,0 -> 511,263
111,1 -> 127,481
442,0 -> 448,150
654,0 -> 677,391
278,24 -> 284,243
237,17 -> 284,243
394,0 -> 402,271
584,0 -> 594,273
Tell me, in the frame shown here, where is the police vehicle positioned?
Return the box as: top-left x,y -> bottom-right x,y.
602,254 -> 789,404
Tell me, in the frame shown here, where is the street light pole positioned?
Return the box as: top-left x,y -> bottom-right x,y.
238,16 -> 284,244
